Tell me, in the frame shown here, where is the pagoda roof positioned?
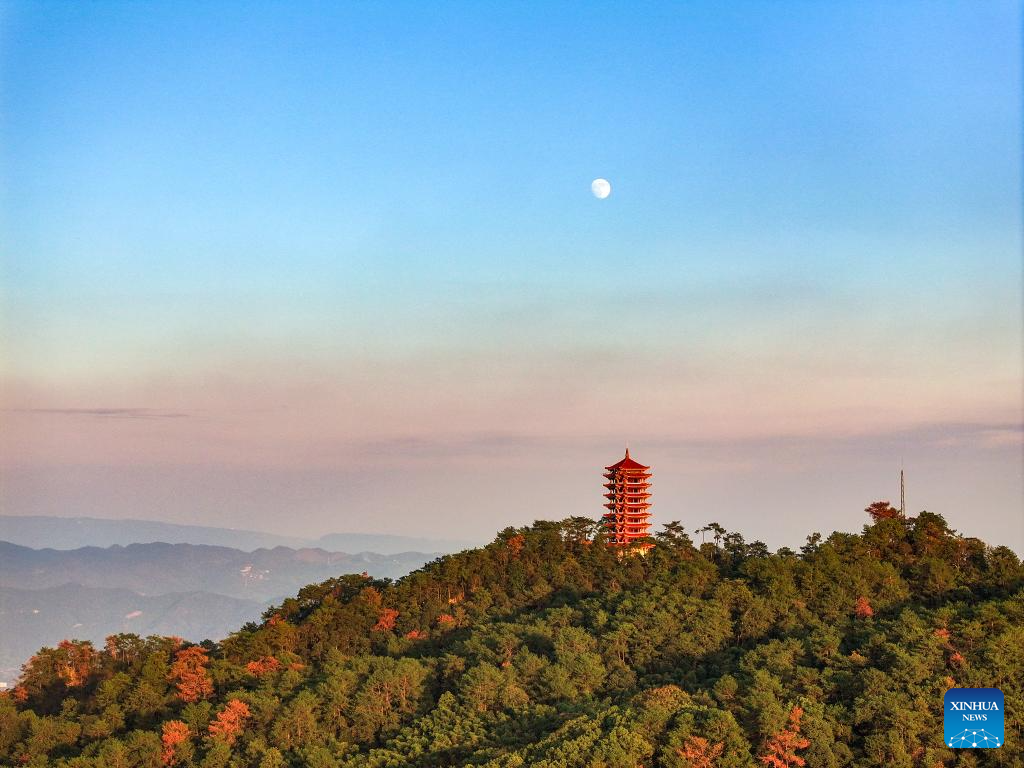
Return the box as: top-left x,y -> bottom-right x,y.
605,449 -> 649,471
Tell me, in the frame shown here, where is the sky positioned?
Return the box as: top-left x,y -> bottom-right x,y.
1,1 -> 1021,552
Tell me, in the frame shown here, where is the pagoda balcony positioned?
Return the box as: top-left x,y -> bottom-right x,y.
606,528 -> 649,534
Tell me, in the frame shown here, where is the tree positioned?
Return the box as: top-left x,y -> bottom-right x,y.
550,626 -> 606,697
373,608 -> 399,632
208,699 -> 250,745
865,501 -> 901,522
168,647 -> 214,703
15,640 -> 100,709
460,663 -> 506,713
350,657 -> 428,742
105,634 -> 146,666
55,640 -> 98,688
124,730 -> 163,768
676,736 -> 724,768
270,690 -> 322,751
700,523 -> 727,548
245,657 -> 281,677
657,521 -> 694,550
563,516 -> 601,545
854,596 -> 874,619
759,706 -> 810,768
799,533 -> 822,556
160,720 -> 190,767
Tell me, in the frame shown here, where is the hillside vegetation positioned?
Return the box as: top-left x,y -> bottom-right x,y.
2,504 -> 1022,768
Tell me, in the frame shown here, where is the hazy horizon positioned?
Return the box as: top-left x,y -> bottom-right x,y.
2,2 -> 1021,552
2,423 -> 1020,553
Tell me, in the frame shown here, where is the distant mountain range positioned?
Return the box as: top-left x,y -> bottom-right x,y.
0,515 -> 477,554
0,541 -> 435,601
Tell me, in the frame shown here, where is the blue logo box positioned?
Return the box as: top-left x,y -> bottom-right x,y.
944,688 -> 1004,748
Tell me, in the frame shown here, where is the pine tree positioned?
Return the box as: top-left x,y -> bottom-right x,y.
759,706 -> 811,768
677,736 -> 724,768
168,646 -> 214,703
161,720 -> 190,767
208,699 -> 251,745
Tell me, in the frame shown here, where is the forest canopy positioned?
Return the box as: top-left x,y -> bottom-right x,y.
2,504 -> 1022,768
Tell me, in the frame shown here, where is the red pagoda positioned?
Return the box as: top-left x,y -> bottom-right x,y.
602,449 -> 653,551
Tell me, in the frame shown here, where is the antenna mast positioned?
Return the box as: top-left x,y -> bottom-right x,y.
900,466 -> 905,516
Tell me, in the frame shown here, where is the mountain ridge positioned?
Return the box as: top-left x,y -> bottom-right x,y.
0,540 -> 437,600
0,514 -> 478,553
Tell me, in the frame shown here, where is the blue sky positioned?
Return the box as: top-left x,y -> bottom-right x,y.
1,1 -> 1021,549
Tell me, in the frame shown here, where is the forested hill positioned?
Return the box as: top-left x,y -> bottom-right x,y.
3,505 -> 1022,768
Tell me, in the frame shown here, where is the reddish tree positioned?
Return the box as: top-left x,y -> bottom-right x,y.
161,720 -> 190,766
949,651 -> 966,667
245,656 -> 281,677
168,646 -> 213,703
373,607 -> 400,632
760,706 -> 811,768
677,736 -> 724,768
208,699 -> 251,745
854,596 -> 874,619
507,534 -> 525,557
56,640 -> 97,688
865,501 -> 902,521
405,629 -> 425,640
436,613 -> 455,626
12,685 -> 28,704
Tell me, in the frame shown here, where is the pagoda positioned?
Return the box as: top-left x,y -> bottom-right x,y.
602,449 -> 653,551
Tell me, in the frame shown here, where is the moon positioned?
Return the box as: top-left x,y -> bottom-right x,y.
591,178 -> 611,199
